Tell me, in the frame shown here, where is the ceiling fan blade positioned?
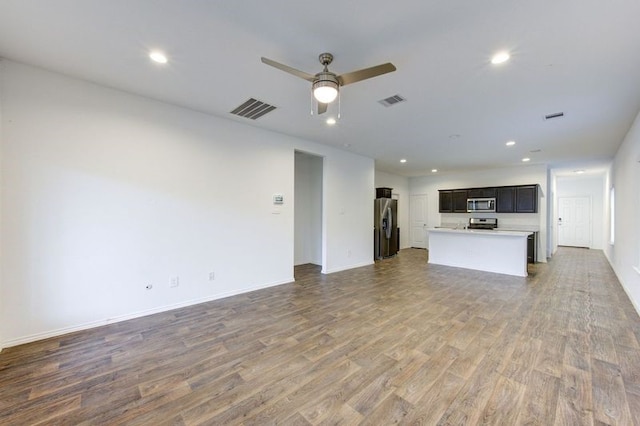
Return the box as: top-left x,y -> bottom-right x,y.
317,102 -> 328,115
337,63 -> 396,86
261,57 -> 315,82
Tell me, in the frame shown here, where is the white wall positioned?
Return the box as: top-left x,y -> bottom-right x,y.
294,152 -> 322,265
553,174 -> 606,250
0,61 -> 3,350
375,170 -> 410,249
409,164 -> 549,262
0,60 -> 374,348
318,152 -> 375,274
605,109 -> 640,313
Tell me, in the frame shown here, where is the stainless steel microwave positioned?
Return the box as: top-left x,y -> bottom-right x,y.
467,198 -> 496,212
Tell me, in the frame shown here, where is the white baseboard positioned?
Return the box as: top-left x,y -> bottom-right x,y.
606,259 -> 640,317
0,277 -> 294,351
322,260 -> 374,274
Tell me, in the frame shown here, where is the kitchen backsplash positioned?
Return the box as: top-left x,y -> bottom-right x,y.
441,212 -> 540,231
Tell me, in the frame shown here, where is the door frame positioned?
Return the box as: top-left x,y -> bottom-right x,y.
294,150 -> 324,271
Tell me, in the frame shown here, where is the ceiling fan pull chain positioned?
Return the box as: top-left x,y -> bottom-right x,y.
310,88 -> 314,115
338,90 -> 341,119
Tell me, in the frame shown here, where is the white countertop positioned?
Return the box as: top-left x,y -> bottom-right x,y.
428,228 -> 533,237
497,226 -> 539,232
439,223 -> 539,232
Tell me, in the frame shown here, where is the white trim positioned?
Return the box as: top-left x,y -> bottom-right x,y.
608,260 -> 640,317
610,187 -> 615,245
0,277 -> 293,350
322,260 -> 374,274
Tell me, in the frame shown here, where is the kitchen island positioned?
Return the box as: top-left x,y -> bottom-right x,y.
427,228 -> 533,277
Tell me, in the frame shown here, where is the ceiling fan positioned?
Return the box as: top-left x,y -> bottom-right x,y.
261,53 -> 396,115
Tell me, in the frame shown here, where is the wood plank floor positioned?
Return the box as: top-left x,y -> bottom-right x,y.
2,247 -> 640,425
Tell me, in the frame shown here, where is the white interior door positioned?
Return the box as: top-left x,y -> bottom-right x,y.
558,196 -> 591,248
410,194 -> 428,248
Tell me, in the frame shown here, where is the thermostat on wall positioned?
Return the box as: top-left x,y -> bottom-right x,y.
273,194 -> 284,205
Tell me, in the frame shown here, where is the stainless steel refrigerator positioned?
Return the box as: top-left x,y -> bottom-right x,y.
374,197 -> 398,259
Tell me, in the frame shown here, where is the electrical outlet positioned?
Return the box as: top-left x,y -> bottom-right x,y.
170,276 -> 179,288
209,272 -> 215,281
347,249 -> 352,257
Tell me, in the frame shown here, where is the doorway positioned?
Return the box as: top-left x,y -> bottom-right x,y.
558,196 -> 591,248
410,194 -> 428,248
294,151 -> 323,271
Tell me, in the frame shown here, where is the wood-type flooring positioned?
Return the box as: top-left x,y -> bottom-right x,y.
1,247 -> 640,425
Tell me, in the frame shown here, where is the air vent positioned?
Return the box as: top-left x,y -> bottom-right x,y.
378,94 -> 406,107
230,98 -> 276,120
544,111 -> 564,120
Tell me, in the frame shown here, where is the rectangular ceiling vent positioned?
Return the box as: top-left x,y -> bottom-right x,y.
544,111 -> 564,120
378,94 -> 406,107
230,98 -> 276,120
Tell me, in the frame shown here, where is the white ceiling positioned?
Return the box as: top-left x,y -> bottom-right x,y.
1,0 -> 639,177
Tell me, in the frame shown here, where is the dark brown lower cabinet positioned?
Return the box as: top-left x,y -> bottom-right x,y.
527,232 -> 537,263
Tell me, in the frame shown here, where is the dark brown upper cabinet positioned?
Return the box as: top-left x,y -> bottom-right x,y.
515,185 -> 538,213
438,189 -> 468,213
439,191 -> 453,213
452,190 -> 468,212
496,187 -> 516,213
439,185 -> 538,213
467,187 -> 497,198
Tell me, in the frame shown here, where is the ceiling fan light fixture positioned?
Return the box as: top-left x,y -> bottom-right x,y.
312,75 -> 339,104
313,85 -> 338,103
491,51 -> 510,65
149,50 -> 168,64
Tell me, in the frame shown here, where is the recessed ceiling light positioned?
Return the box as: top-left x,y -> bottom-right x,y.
574,170 -> 585,174
491,51 -> 510,65
431,169 -> 438,173
326,118 -> 336,125
506,140 -> 516,146
149,51 -> 168,64
522,157 -> 531,162
400,159 -> 407,163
